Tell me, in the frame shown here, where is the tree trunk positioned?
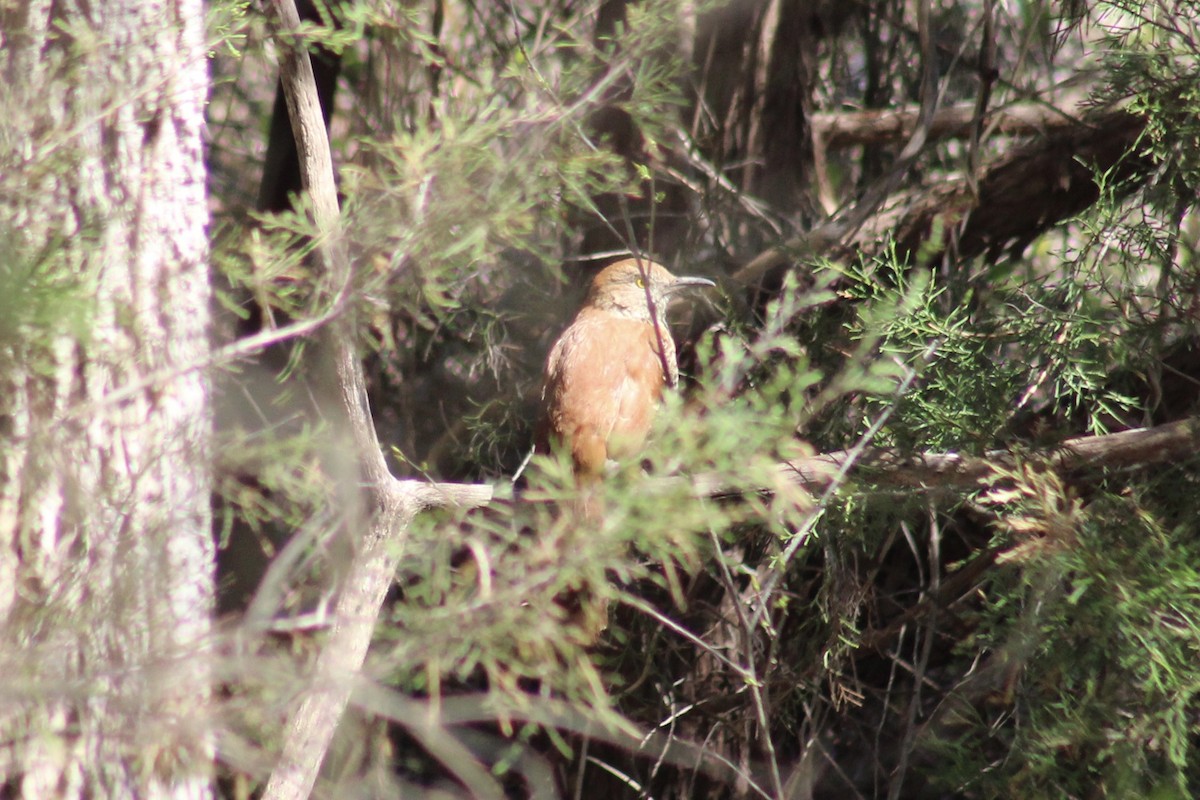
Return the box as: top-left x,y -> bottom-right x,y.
0,1 -> 213,797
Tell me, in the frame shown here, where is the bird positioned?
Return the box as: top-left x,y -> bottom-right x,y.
536,257 -> 715,480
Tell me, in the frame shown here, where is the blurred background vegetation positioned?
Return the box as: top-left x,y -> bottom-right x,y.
201,0 -> 1200,797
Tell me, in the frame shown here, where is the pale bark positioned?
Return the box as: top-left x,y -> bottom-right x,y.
0,1 -> 213,797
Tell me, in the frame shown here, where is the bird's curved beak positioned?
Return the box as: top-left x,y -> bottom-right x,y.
667,276 -> 716,293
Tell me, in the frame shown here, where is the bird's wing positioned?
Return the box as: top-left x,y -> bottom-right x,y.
541,315 -> 624,474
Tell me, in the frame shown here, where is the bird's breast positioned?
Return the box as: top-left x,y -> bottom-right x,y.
541,310 -> 678,470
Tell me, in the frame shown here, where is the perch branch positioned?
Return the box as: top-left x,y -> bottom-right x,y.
681,416 -> 1200,498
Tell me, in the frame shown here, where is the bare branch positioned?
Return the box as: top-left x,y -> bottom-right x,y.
257,2 -> 490,799
811,100 -> 1086,150
683,416 -> 1200,497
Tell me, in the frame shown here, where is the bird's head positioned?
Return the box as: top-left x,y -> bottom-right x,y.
584,257 -> 715,321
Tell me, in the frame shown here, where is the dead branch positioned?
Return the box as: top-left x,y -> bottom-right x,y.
734,106 -> 1149,288
811,100 -> 1086,150
684,416 -> 1200,497
870,107 -> 1150,264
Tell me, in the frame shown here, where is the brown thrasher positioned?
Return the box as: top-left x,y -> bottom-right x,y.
536,257 -> 714,478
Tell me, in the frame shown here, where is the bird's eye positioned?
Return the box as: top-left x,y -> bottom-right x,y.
635,277 -> 646,288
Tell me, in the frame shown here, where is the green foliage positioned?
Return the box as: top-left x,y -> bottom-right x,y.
0,234 -> 93,353
1097,0 -> 1200,205
930,465 -> 1200,798
836,246 -> 1139,451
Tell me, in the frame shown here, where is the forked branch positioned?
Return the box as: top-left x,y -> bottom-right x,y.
259,3 -> 490,799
